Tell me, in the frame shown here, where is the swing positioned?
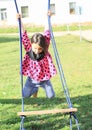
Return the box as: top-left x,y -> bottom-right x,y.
17,108 -> 77,116
14,0 -> 80,130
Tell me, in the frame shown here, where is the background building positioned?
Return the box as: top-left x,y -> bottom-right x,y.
0,0 -> 92,26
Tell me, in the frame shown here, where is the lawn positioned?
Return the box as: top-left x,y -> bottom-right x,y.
0,33 -> 92,130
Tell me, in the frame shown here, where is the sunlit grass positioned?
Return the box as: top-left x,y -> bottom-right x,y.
0,34 -> 92,130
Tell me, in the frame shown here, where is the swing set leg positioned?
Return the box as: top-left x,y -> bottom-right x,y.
70,114 -> 73,130
69,113 -> 80,130
20,116 -> 26,130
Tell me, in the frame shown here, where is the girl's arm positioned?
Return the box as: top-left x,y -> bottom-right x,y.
44,10 -> 53,31
43,10 -> 53,48
22,31 -> 31,52
16,14 -> 31,51
16,13 -> 25,32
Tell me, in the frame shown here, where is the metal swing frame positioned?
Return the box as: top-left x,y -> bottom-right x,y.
14,0 -> 80,130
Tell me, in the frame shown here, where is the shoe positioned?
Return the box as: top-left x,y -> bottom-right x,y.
33,91 -> 38,98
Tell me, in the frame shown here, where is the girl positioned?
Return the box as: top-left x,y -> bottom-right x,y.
17,11 -> 57,98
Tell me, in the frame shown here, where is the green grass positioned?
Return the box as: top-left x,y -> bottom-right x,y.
0,22 -> 92,33
0,33 -> 92,130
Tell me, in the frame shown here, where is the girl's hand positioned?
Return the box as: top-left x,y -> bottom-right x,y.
16,13 -> 21,19
16,13 -> 25,32
47,10 -> 53,17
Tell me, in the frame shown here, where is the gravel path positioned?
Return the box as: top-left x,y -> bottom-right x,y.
54,30 -> 92,41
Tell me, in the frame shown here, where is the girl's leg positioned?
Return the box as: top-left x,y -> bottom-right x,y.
23,77 -> 38,98
41,80 -> 55,98
32,91 -> 38,98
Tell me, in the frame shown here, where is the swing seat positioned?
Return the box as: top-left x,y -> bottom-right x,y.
17,108 -> 77,116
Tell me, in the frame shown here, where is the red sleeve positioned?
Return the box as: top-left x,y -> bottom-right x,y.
22,31 -> 31,52
43,30 -> 51,49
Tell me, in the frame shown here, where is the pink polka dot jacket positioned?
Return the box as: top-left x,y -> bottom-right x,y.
22,30 -> 57,81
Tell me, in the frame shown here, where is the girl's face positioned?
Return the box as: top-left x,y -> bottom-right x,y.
32,43 -> 43,54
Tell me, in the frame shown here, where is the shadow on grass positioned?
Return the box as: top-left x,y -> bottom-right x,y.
0,113 -> 78,130
0,97 -> 68,106
0,35 -> 92,44
0,93 -> 92,129
0,36 -> 19,43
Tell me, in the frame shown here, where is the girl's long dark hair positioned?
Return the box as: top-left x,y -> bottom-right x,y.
31,33 -> 47,53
